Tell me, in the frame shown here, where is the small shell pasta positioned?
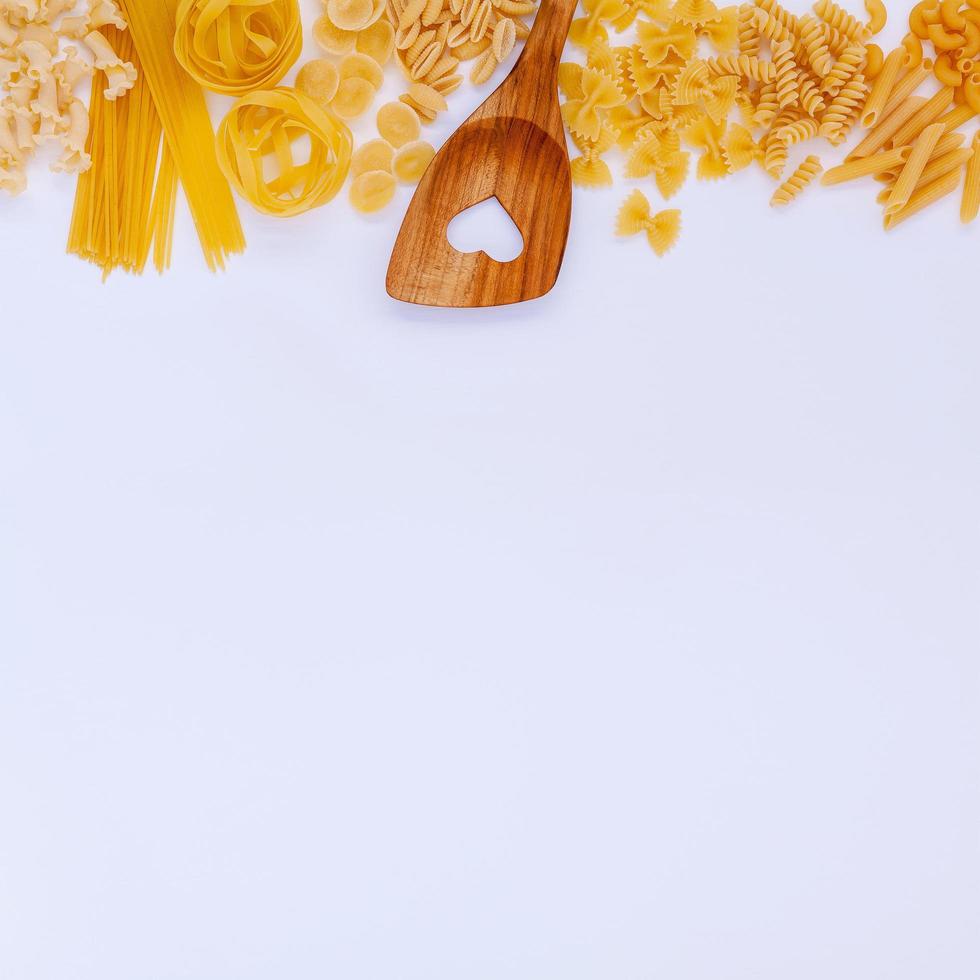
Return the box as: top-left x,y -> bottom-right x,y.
349,169 -> 397,211
377,100 -> 421,146
332,77 -> 377,118
296,59 -> 341,109
392,139 -> 435,181
351,138 -> 395,176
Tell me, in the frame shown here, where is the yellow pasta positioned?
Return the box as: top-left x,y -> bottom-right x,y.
339,52 -> 385,90
216,88 -> 352,216
887,86 -> 953,148
770,153 -> 822,204
377,100 -> 421,147
173,0 -> 301,95
655,150 -> 691,198
797,15 -> 834,76
571,149 -> 615,186
296,59 -> 341,108
68,25 -> 176,275
771,38 -> 800,108
561,66 -> 625,141
860,46 -> 905,127
351,138 -> 394,177
331,76 -> 376,118
849,95 -> 927,157
722,122 -> 758,170
327,0 -> 378,32
356,19 -> 395,64
884,121 -> 944,214
865,0 -> 887,34
864,43 -> 884,79
349,168 -> 397,212
905,144 -> 972,189
392,139 -> 435,182
821,144 -> 911,183
936,103 -> 976,133
314,14 -> 357,55
884,166 -> 961,227
965,71 -> 980,113
119,0 -> 244,270
615,189 -> 681,255
879,59 -> 934,119
961,130 -> 980,221
813,0 -> 872,43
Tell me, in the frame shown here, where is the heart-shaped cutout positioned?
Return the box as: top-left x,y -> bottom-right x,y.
447,196 -> 524,263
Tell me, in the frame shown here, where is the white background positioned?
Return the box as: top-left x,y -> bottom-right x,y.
2,4 -> 979,978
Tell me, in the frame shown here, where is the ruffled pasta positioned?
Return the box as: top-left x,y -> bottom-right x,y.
560,65 -> 625,141
615,189 -> 681,254
84,30 -> 136,99
216,87 -> 352,216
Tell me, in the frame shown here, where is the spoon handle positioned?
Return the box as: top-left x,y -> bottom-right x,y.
513,0 -> 579,89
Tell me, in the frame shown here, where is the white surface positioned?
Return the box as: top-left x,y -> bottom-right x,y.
2,6 -> 979,979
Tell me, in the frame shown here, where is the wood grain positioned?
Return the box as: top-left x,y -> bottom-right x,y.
386,0 -> 578,308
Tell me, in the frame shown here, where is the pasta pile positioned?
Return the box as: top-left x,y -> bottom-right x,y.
344,100 -> 435,210
90,0 -> 244,271
616,188 -> 682,251
0,0 -> 136,195
815,0 -> 980,226
903,0 -> 980,99
304,0 -> 537,213
173,0 -> 303,95
68,24 -> 178,275
561,0 -> 888,205
216,87 -> 352,216
562,0 -> 980,255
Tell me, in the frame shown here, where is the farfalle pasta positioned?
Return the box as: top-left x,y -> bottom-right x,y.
615,188 -> 681,253
554,0 -> 980,237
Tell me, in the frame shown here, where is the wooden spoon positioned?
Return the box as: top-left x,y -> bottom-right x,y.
386,0 -> 578,308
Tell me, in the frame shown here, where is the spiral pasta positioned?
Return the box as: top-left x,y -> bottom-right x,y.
173,0 -> 301,95
704,53 -> 776,82
820,43 -> 866,97
798,15 -> 834,75
772,37 -> 800,107
738,3 -> 762,56
813,0 -> 872,42
770,153 -> 822,203
216,87 -> 352,216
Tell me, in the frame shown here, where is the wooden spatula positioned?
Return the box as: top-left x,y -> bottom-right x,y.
386,0 -> 579,308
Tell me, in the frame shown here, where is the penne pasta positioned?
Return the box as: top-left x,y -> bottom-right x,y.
822,145 -> 911,183
888,86 -> 954,147
861,47 -> 906,126
885,121 -> 945,214
884,167 -> 962,228
879,59 -> 934,119
848,95 -> 927,157
961,131 -> 980,222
